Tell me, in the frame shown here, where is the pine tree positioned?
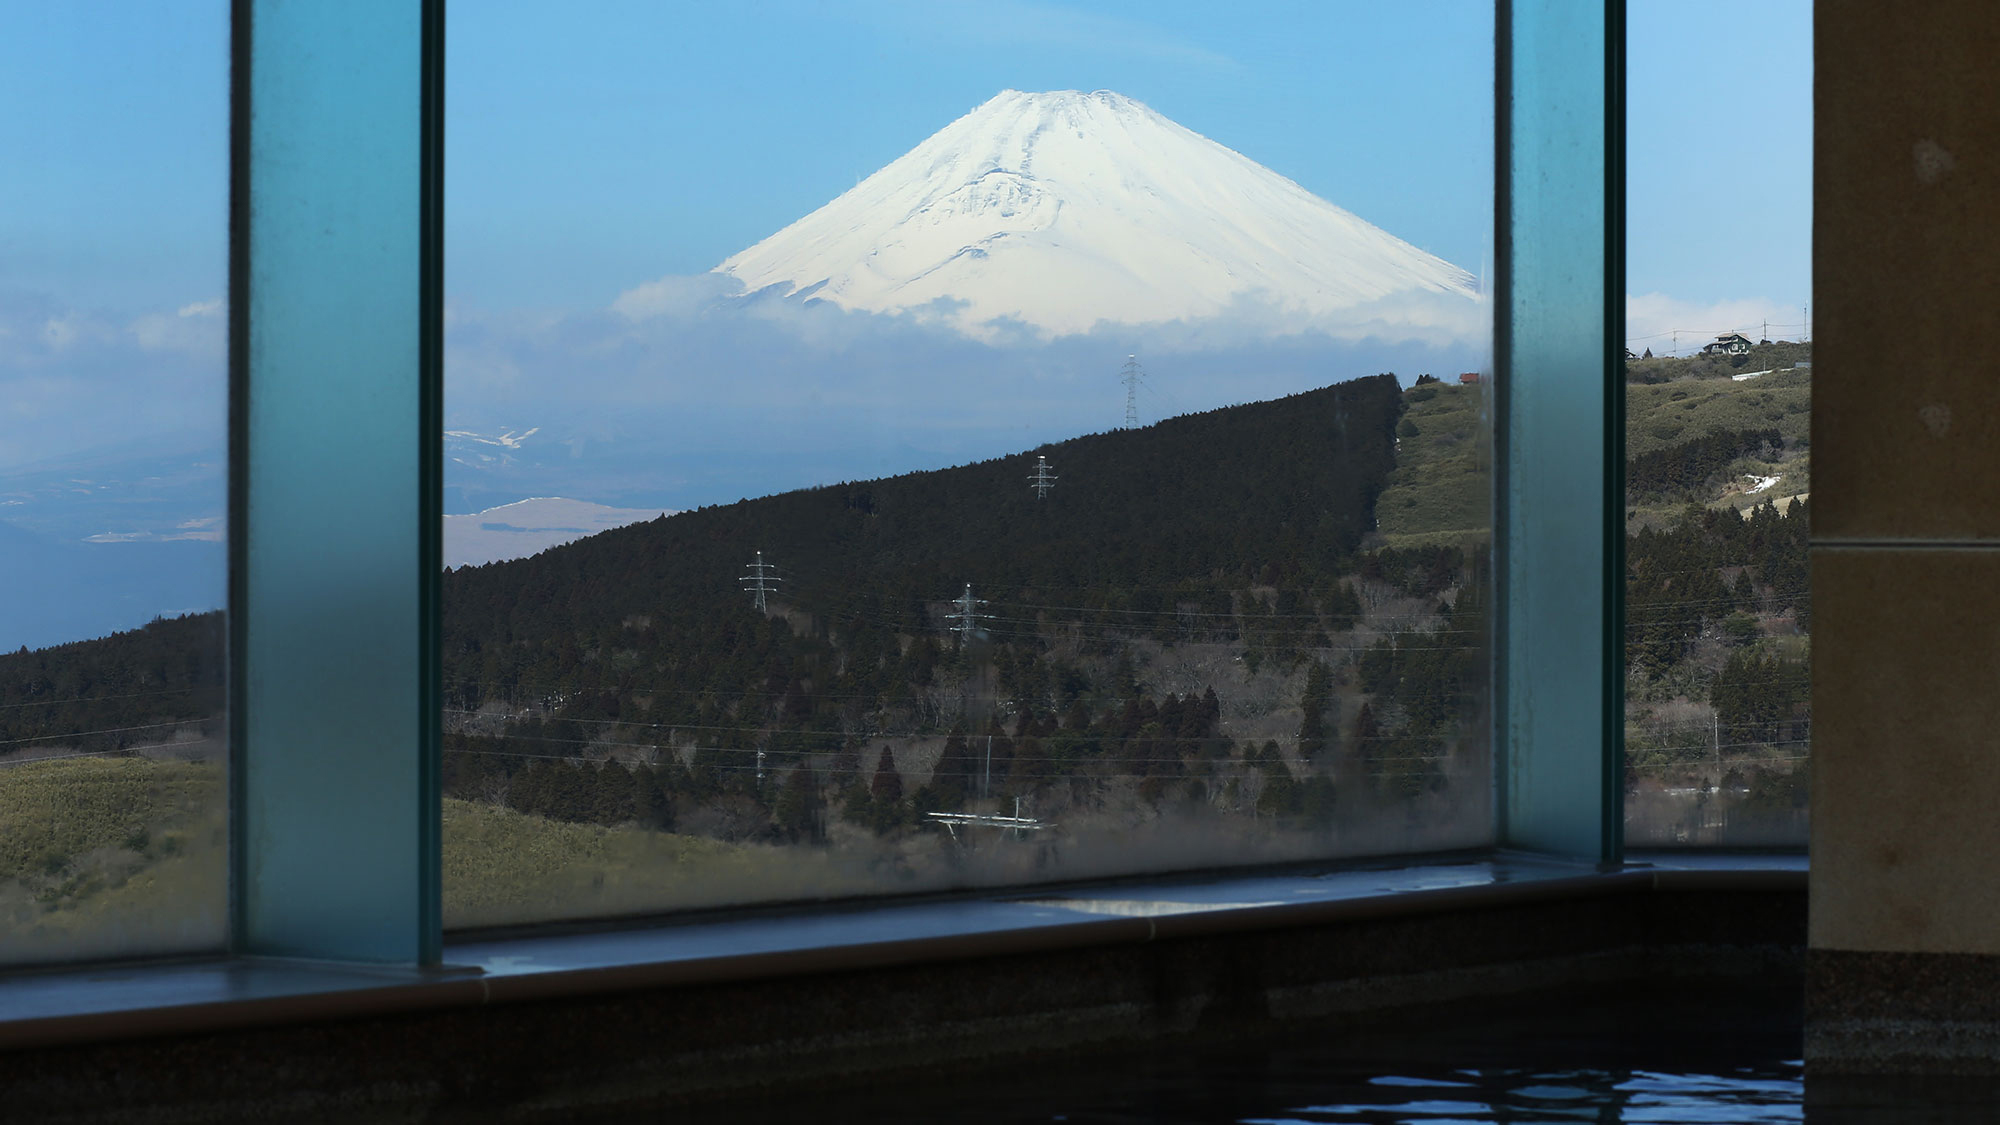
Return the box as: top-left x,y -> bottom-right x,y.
774,765 -> 822,843
1354,702 -> 1381,764
1298,660 -> 1334,762
867,745 -> 903,834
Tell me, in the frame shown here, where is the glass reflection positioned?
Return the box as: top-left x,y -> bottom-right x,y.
0,5 -> 230,962
1621,0 -> 1813,847
443,4 -> 1495,925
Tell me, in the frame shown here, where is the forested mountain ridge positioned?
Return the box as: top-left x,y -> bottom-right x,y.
5,375 -> 1421,759
433,371 -> 1491,876
441,375 -> 1407,704
8,375 -> 1497,918
1619,344 -> 1812,844
0,613 -> 223,753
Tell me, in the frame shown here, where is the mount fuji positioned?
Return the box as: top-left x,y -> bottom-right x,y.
713,89 -> 1478,338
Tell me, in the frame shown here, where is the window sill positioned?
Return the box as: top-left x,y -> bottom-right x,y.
0,849 -> 1801,1052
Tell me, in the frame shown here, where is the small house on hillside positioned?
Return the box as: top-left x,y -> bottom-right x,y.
1458,372 -> 1481,385
1701,332 -> 1753,357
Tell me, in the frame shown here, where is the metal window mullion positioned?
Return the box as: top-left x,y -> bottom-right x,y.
229,0 -> 444,964
1495,0 -> 1625,863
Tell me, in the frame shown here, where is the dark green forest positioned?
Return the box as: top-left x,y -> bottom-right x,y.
0,614 -> 223,754
4,374 -> 1493,860
10,362 -> 1812,853
4,358 -> 1809,855
1626,428 -> 1783,502
1623,496 -> 1810,829
438,374 -> 1486,841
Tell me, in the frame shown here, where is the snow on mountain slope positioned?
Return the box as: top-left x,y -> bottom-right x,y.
713,89 -> 1477,338
444,497 -> 677,569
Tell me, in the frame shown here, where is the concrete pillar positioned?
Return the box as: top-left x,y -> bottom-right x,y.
1809,0 -> 2000,1074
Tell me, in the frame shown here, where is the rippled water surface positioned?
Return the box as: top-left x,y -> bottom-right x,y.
720,980 -> 1814,1125
1233,1064 -> 1802,1123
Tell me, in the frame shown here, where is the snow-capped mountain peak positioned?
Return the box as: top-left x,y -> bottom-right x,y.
713,89 -> 1476,337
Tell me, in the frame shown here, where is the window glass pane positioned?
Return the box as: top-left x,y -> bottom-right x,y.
0,5 -> 230,961
444,2 -> 1494,927
1623,0 -> 1811,847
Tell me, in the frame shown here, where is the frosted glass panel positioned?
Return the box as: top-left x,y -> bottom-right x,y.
1498,0 -> 1620,860
238,0 -> 439,962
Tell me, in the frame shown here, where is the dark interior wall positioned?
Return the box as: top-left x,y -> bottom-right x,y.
1809,0 -> 2000,1074
1811,0 -> 2000,955
3,884 -> 1801,1124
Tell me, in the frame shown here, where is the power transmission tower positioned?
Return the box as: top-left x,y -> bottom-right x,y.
741,550 -> 782,612
1027,454 -> 1057,499
1121,354 -> 1144,428
948,582 -> 991,648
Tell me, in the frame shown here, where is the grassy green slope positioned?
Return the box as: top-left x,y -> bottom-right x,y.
1373,382 -> 1490,549
1626,366 -> 1810,457
1625,352 -> 1810,523
1370,346 -> 1810,543
442,798 -> 894,928
0,756 -> 226,962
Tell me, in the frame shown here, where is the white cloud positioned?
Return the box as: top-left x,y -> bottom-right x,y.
610,272 -> 743,321
177,298 -> 224,318
131,307 -> 225,357
0,293 -> 225,469
443,277 -> 1484,511
613,270 -> 1487,352
40,315 -> 86,352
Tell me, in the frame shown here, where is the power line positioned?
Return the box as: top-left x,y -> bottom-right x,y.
0,719 -> 198,748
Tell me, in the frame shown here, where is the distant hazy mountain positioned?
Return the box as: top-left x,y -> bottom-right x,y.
444,497 -> 676,569
715,89 -> 1476,337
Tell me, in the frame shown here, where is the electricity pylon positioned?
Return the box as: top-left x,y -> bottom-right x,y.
948,583 -> 991,648
1027,455 -> 1057,499
1121,354 -> 1144,428
741,550 -> 782,612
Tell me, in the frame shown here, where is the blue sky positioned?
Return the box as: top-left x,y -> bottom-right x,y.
446,0 -> 1496,308
0,5 -> 229,313
1,1 -> 1807,320
1,0 -> 1811,474
0,1 -> 1814,647
1626,0 -> 1813,345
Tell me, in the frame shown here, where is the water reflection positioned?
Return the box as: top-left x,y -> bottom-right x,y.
704,981 -> 1810,1125
1231,1065 -> 1802,1123
640,979 -> 2000,1124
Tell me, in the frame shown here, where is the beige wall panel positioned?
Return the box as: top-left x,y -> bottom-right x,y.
1812,547 -> 2000,953
1813,1 -> 2000,539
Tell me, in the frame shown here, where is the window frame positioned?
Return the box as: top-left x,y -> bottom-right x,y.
213,0 -> 1624,970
